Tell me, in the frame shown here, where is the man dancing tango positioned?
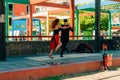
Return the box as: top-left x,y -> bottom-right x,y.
56,19 -> 74,57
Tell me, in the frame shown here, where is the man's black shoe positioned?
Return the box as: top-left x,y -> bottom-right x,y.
60,55 -> 63,57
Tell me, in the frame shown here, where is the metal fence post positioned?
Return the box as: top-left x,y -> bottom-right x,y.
0,0 -> 6,61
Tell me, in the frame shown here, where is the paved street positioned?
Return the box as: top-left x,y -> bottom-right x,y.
64,69 -> 120,80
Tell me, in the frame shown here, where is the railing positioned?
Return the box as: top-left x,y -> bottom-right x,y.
5,35 -> 115,42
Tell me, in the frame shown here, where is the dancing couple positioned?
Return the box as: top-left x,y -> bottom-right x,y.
49,19 -> 74,59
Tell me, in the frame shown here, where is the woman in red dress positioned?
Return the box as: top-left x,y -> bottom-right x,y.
49,19 -> 62,59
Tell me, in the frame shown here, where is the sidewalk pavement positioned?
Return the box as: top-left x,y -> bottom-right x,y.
0,50 -> 120,73
64,69 -> 120,80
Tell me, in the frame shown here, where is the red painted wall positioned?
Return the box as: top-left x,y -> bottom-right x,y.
14,4 -> 35,16
14,4 -> 27,16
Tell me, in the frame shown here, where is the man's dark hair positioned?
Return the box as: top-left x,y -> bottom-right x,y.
64,19 -> 68,22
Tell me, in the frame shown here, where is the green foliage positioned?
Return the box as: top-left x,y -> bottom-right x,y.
79,10 -> 88,14
80,15 -> 95,31
101,3 -> 120,10
100,14 -> 108,30
41,76 -> 61,80
80,12 -> 108,31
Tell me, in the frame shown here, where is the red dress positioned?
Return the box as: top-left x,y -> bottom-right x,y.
50,29 -> 60,50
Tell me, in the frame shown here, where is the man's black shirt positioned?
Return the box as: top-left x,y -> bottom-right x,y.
59,27 -> 73,42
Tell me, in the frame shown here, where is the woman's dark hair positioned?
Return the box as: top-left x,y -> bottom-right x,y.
51,19 -> 59,29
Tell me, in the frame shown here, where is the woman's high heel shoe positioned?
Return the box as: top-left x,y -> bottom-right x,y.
49,55 -> 54,59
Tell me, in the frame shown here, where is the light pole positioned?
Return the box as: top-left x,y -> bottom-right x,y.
95,0 -> 101,52
0,0 -> 6,61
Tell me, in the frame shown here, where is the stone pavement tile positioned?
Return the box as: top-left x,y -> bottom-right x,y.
64,70 -> 120,80
0,51 -> 120,72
